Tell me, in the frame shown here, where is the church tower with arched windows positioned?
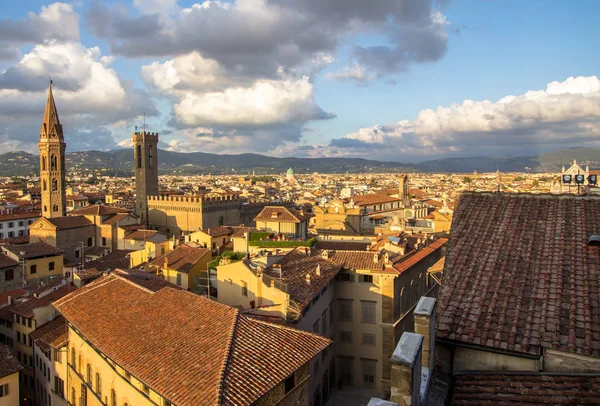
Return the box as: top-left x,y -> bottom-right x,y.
133,130 -> 159,226
39,82 -> 66,218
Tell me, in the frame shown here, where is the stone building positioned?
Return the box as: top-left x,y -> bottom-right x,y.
132,131 -> 159,226
39,82 -> 66,218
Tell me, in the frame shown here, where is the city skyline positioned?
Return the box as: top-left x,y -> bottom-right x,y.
1,0 -> 599,162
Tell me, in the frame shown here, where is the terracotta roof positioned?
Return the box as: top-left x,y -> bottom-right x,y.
319,249 -> 403,271
451,374 -> 600,405
149,245 -> 210,273
11,284 -> 74,318
66,195 -> 88,201
119,224 -> 144,231
0,288 -> 27,306
102,212 -> 130,225
0,253 -> 19,268
314,241 -> 371,251
53,275 -> 330,406
83,250 -> 133,272
46,215 -> 93,230
230,226 -> 256,238
351,194 -> 403,206
3,242 -> 63,259
254,206 -> 307,223
0,344 -> 23,379
438,192 -> 600,357
69,205 -> 130,216
392,238 -> 447,274
409,188 -> 428,199
203,226 -> 235,237
263,250 -> 342,312
30,315 -> 67,351
75,268 -> 104,282
125,229 -> 159,241
113,269 -> 181,292
428,257 -> 445,273
0,210 -> 40,221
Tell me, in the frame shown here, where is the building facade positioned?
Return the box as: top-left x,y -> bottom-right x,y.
38,83 -> 66,219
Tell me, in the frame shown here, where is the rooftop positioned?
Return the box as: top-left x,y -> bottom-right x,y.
45,215 -> 93,230
254,206 -> 308,223
3,241 -> 63,259
0,344 -> 23,379
69,205 -> 130,217
438,192 -> 600,357
149,244 -> 210,273
53,274 -> 330,406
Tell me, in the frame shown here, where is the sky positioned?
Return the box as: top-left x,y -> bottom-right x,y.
1,0 -> 600,162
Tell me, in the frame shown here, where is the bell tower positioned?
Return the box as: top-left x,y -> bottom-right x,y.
39,82 -> 66,218
133,130 -> 159,226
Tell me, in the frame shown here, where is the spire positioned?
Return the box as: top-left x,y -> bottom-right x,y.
41,80 -> 62,139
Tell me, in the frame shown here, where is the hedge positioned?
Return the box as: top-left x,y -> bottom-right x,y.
248,237 -> 317,248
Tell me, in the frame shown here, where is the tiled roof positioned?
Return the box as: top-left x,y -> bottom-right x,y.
0,210 -> 40,221
314,241 -> 371,251
392,238 -> 447,274
230,226 -> 256,238
203,226 -> 235,237
125,229 -> 159,241
69,205 -> 130,216
0,288 -> 27,306
113,269 -> 181,292
53,275 -> 330,406
149,245 -> 210,273
3,242 -> 63,259
452,374 -> 600,405
0,253 -> 19,268
101,212 -> 130,225
351,194 -> 403,206
263,250 -> 342,312
0,344 -> 23,379
254,206 -> 307,223
75,268 -> 104,282
438,192 -> 600,357
11,284 -> 74,318
46,215 -> 93,230
319,249 -> 403,271
30,316 -> 67,351
83,250 -> 133,272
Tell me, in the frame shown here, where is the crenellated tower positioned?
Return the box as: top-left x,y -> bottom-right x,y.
133,130 -> 159,226
39,82 -> 66,218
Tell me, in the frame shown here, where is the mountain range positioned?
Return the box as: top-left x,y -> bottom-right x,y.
1,147 -> 598,178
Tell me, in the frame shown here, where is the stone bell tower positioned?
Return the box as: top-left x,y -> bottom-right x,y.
39,82 -> 66,218
133,130 -> 159,226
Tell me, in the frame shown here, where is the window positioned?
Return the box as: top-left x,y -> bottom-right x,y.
52,179 -> 57,191
339,273 -> 354,282
87,364 -> 92,383
219,216 -> 224,226
43,180 -> 47,191
28,318 -> 31,328
339,357 -> 353,386
8,232 -> 13,238
51,155 -> 57,171
95,373 -> 102,395
49,262 -> 55,271
78,355 -> 82,373
312,320 -> 319,334
362,360 -> 376,389
124,371 -> 131,381
362,333 -> 376,346
338,299 -> 353,322
137,145 -> 142,168
361,301 -> 376,324
284,374 -> 295,394
321,311 -> 327,335
102,237 -> 106,246
4,269 -> 13,281
0,233 -> 3,239
87,237 -> 93,247
18,221 -> 24,227
359,275 -> 374,283
176,273 -> 182,286
111,389 -> 117,406
8,222 -> 13,228
54,377 -> 64,398
42,155 -> 47,171
340,331 -> 353,344
71,348 -> 76,369
75,250 -> 80,258
142,384 -> 150,397
148,145 -> 154,169
241,281 -> 248,296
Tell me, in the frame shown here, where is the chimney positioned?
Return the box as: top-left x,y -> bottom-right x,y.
273,263 -> 282,278
414,297 -> 437,373
321,250 -> 329,259
305,274 -> 311,285
163,256 -> 168,269
316,264 -> 321,276
373,253 -> 379,264
391,332 -> 423,406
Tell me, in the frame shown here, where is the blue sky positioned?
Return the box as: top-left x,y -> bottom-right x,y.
1,0 -> 599,162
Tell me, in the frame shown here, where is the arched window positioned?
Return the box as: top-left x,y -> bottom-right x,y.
219,216 -> 224,226
87,364 -> 92,383
52,179 -> 58,191
44,205 -> 47,213
111,389 -> 117,406
78,354 -> 82,373
5,269 -> 14,281
148,145 -> 153,169
398,287 -> 405,316
43,180 -> 47,191
87,237 -> 93,247
95,373 -> 101,395
137,145 -> 142,168
70,348 -> 76,368
50,155 -> 57,171
53,205 -> 58,212
42,155 -> 47,171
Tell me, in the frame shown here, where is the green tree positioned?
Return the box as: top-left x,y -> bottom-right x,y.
462,176 -> 472,184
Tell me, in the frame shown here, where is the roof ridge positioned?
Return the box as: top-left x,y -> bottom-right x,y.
216,307 -> 241,405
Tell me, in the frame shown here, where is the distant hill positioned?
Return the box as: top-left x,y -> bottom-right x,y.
2,147 -> 599,177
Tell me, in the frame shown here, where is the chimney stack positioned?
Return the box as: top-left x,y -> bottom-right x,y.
315,264 -> 321,276
414,297 -> 436,372
305,274 -> 311,285
391,333 -> 423,406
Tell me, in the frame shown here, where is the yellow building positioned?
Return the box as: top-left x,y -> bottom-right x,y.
2,242 -> 64,285
184,225 -> 254,255
53,274 -> 331,406
0,344 -> 22,406
148,244 -> 211,291
254,206 -> 309,239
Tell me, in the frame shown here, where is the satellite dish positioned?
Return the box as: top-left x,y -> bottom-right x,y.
575,174 -> 585,184
61,279 -> 66,285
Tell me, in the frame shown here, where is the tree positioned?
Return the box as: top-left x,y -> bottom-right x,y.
462,176 -> 472,184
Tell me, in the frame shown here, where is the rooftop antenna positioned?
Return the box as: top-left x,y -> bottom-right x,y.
143,112 -> 146,133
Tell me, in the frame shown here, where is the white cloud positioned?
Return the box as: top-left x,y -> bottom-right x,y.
326,62 -> 372,82
0,3 -> 79,44
332,76 -> 600,159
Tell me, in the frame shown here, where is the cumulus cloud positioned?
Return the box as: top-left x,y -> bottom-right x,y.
329,76 -> 600,161
326,62 -> 372,82
0,41 -> 157,152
